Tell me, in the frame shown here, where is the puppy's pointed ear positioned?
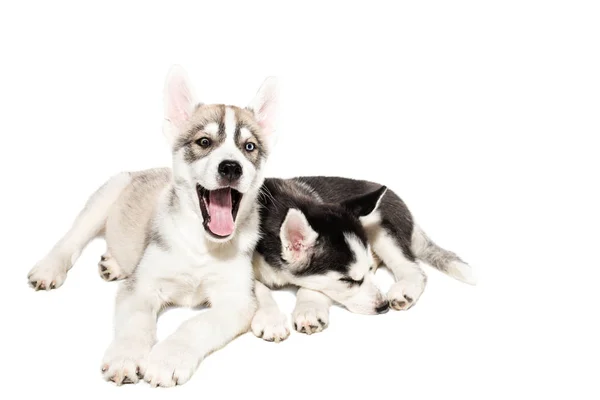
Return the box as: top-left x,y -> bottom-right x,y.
280,208 -> 318,263
163,65 -> 196,144
341,186 -> 387,218
248,76 -> 279,146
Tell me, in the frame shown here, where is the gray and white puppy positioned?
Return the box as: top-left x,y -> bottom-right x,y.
28,66 -> 279,387
250,176 -> 476,341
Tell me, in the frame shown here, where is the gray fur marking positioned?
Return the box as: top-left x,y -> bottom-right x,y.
413,228 -> 465,273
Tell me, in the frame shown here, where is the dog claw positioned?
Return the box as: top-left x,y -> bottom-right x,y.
100,265 -> 107,272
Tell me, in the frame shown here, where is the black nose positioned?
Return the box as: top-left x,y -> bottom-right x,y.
375,302 -> 390,314
218,160 -> 242,182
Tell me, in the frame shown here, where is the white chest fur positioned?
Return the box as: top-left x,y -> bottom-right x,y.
134,198 -> 260,308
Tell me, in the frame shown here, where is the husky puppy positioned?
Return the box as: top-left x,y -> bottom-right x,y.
27,67 -> 278,387
250,177 -> 476,341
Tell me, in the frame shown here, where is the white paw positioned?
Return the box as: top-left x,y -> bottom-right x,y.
293,302 -> 329,335
28,256 -> 69,290
98,253 -> 126,282
144,338 -> 200,387
387,276 -> 426,311
251,307 -> 290,343
101,339 -> 151,385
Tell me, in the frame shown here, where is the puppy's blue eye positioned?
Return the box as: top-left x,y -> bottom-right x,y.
196,137 -> 211,148
245,142 -> 256,152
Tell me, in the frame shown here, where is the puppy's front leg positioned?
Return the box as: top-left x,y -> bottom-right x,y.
293,288 -> 332,335
251,281 -> 290,342
101,284 -> 161,385
143,275 -> 256,387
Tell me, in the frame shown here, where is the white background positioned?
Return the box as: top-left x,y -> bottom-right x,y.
1,1 -> 598,399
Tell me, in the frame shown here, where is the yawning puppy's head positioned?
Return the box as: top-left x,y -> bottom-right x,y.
279,186 -> 389,315
162,66 -> 278,241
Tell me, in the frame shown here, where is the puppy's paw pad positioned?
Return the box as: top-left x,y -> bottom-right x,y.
293,304 -> 329,335
144,339 -> 200,387
98,253 -> 126,282
251,308 -> 290,343
101,340 -> 150,385
28,258 -> 68,291
387,279 -> 424,311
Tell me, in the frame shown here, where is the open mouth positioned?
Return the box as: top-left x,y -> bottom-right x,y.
197,185 -> 243,238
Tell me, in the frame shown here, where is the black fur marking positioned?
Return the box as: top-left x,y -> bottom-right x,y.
167,187 -> 179,210
148,229 -> 170,251
256,179 -> 368,278
295,176 -> 417,262
218,119 -> 226,138
341,185 -> 387,217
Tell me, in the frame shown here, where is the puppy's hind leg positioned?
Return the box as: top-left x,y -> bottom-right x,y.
28,172 -> 131,290
370,229 -> 427,311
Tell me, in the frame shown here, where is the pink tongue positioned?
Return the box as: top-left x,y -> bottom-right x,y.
207,188 -> 235,237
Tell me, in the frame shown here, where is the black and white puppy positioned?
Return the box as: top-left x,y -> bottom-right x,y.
250,176 -> 476,341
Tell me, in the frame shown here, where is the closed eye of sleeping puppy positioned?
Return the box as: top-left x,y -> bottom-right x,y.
250,176 -> 477,342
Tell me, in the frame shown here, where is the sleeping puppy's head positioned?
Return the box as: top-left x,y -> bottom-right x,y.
279,186 -> 389,315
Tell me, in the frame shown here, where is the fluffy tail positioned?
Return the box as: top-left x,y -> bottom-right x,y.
411,225 -> 477,285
